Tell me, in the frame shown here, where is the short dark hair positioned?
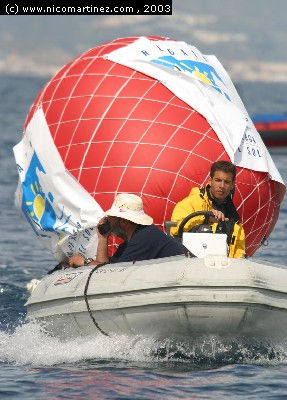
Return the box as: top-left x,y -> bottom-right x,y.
210,161 -> 236,181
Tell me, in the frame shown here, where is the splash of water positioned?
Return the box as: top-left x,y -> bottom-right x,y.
0,321 -> 158,366
0,321 -> 287,368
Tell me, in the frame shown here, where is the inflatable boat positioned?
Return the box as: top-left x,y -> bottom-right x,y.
26,228 -> 287,343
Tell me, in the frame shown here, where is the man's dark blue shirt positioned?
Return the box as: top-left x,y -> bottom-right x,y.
110,224 -> 189,263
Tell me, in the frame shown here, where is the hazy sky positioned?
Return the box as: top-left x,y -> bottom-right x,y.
0,0 -> 287,81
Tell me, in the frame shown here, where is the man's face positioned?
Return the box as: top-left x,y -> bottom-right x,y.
109,216 -> 127,240
208,170 -> 234,202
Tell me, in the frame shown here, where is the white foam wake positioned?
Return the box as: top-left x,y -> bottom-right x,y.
0,321 -> 158,366
1,321 -> 287,367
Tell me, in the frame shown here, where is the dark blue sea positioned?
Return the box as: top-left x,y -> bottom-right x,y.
1,75 -> 287,399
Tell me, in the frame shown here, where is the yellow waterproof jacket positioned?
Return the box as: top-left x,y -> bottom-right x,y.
170,187 -> 246,258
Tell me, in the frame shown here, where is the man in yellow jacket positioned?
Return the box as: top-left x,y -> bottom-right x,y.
170,160 -> 246,258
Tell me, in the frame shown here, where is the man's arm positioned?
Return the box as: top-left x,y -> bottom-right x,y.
171,196 -> 194,236
170,195 -> 207,236
95,236 -> 109,263
229,223 -> 246,258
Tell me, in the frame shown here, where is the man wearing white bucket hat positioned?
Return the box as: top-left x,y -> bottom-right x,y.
68,193 -> 189,267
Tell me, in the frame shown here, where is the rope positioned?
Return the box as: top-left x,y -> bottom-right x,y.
83,263 -> 110,337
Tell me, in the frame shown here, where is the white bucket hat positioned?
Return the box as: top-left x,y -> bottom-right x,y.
105,193 -> 153,225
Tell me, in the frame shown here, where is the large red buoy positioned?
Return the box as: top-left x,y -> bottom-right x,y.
22,36 -> 285,256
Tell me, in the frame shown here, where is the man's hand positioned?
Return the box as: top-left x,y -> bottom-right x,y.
68,253 -> 85,268
210,209 -> 229,222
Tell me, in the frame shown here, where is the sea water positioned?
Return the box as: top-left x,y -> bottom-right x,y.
1,75 -> 287,399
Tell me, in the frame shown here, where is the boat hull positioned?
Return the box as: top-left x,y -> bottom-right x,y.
26,256 -> 287,342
